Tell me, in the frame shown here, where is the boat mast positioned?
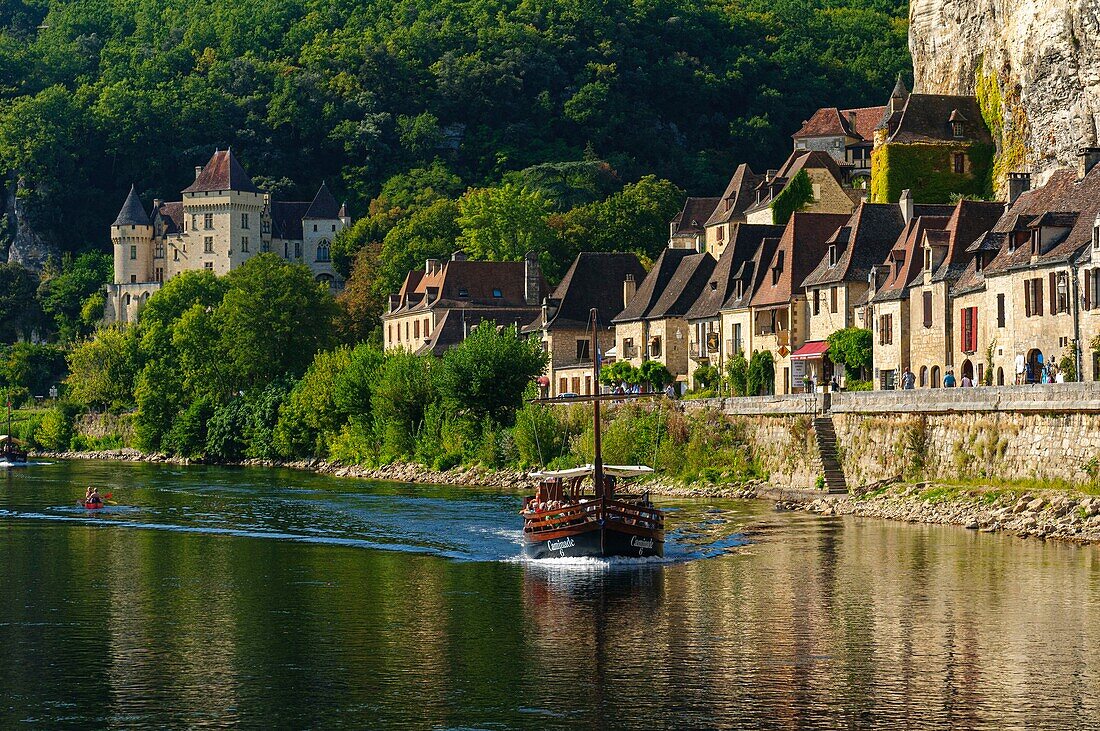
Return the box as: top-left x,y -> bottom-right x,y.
590,308 -> 603,499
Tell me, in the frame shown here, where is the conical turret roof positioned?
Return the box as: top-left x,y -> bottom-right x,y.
182,148 -> 261,194
304,181 -> 341,219
891,74 -> 909,99
112,184 -> 151,227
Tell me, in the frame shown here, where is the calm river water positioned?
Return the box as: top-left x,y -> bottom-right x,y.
2,460 -> 1100,729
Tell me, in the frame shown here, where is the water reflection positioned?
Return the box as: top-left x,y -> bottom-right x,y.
1,461 -> 1099,729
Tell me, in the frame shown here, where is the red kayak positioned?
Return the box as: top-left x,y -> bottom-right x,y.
79,499 -> 105,510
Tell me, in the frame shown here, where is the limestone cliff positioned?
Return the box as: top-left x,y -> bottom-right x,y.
2,178 -> 53,270
910,0 -> 1100,192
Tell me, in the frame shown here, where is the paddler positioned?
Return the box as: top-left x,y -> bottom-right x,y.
84,486 -> 103,507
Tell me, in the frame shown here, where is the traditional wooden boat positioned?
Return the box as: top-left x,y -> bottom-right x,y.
0,435 -> 28,465
522,464 -> 664,558
521,308 -> 665,559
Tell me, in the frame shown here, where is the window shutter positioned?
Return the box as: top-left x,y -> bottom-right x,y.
1086,269 -> 1092,311
1049,272 -> 1057,313
1024,280 -> 1031,317
960,309 -> 966,351
923,291 -> 932,328
1036,277 -> 1044,315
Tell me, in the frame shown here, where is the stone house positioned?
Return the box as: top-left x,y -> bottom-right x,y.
523,252 -> 646,397
382,251 -> 546,356
743,150 -> 860,226
792,105 -> 886,188
749,212 -> 849,394
865,207 -> 953,388
684,223 -> 783,386
901,199 -> 1005,389
718,234 -> 784,376
106,149 -> 349,323
669,197 -> 720,252
612,248 -> 715,387
702,164 -> 765,257
871,76 -> 994,204
798,202 -> 913,384
958,153 -> 1100,385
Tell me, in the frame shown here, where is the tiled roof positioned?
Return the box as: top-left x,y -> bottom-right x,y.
182,149 -> 261,194
870,215 -> 952,302
885,94 -> 993,145
930,199 -> 1006,283
272,201 -> 310,240
419,307 -> 539,356
721,236 -> 783,311
802,203 -> 908,288
613,248 -> 698,323
531,252 -> 647,330
387,258 -> 546,317
155,201 -> 183,235
750,212 -> 849,307
112,185 -> 150,227
304,182 -> 342,220
793,106 -> 886,141
645,252 -> 716,320
670,197 -> 720,237
705,164 -> 765,226
985,166 -> 1100,274
685,224 -> 783,320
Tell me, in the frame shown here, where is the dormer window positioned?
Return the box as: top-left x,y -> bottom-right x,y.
828,245 -> 837,267
492,288 -> 502,298
458,288 -> 469,298
736,281 -> 744,300
1031,230 -> 1040,256
1093,216 -> 1100,249
975,254 -> 983,273
924,248 -> 931,271
951,121 -> 964,138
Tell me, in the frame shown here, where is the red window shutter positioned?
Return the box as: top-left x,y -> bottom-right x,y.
960,308 -> 966,351
1049,272 -> 1057,313
1086,269 -> 1092,311
969,308 -> 978,351
1036,277 -> 1044,316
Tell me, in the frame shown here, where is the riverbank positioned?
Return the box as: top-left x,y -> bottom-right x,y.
29,449 -> 1100,546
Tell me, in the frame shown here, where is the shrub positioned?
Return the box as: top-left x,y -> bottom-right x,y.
726,351 -> 748,396
747,351 -> 775,395
35,404 -> 78,451
693,364 -> 720,392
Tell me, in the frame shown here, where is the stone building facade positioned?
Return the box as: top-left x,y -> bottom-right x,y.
105,149 -> 349,323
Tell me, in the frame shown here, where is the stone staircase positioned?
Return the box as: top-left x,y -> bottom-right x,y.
813,416 -> 848,494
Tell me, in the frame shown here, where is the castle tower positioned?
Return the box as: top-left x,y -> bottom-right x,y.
111,184 -> 154,284
181,148 -> 266,275
302,181 -> 345,288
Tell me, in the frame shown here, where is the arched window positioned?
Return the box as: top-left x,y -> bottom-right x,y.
931,365 -> 941,388
996,367 -> 1004,386
316,240 -> 331,263
919,366 -> 927,387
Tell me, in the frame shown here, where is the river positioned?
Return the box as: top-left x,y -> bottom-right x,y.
1,460 -> 1099,729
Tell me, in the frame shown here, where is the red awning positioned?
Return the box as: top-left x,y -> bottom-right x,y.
790,340 -> 830,360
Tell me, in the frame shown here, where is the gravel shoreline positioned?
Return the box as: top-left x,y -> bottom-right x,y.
30,449 -> 1100,546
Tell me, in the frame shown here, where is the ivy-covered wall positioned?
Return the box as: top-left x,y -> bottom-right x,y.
975,61 -> 1029,200
870,141 -> 994,204
770,169 -> 814,225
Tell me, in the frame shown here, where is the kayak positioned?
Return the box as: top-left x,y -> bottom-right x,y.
79,500 -> 105,510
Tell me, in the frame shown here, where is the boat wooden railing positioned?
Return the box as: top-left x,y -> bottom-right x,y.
523,498 -> 662,534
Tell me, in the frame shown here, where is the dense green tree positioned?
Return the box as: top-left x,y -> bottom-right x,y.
457,184 -> 556,263
0,342 -> 66,396
65,325 -> 141,411
218,254 -> 339,390
639,360 -> 674,391
747,350 -> 776,396
727,351 -> 749,397
826,327 -> 873,379
36,252 -> 112,342
438,322 -> 548,425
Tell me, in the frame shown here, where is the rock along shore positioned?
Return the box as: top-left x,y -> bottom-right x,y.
30,449 -> 1100,546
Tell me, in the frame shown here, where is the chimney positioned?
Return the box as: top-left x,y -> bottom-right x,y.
425,258 -> 440,275
847,110 -> 857,130
195,166 -> 203,180
623,273 -> 637,309
1007,172 -> 1031,205
1078,147 -> 1100,179
524,251 -> 541,306
451,250 -> 467,262
899,188 -> 914,224
152,198 -> 161,211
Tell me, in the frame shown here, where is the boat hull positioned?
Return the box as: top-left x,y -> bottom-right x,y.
524,524 -> 663,559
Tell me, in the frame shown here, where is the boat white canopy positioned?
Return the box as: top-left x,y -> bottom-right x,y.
530,464 -> 654,479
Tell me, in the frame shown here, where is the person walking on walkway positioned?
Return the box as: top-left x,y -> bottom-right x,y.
943,370 -> 957,388
901,367 -> 915,390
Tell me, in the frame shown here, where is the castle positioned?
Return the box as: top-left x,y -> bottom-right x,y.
105,149 -> 350,323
